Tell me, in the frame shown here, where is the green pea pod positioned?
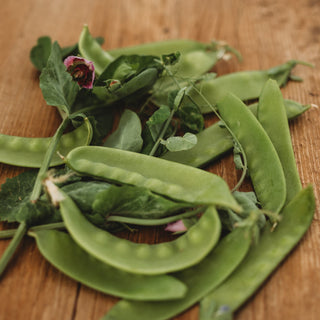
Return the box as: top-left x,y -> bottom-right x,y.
78,25 -> 114,75
161,99 -> 310,168
257,79 -> 302,203
103,226 -> 252,320
0,118 -> 93,168
189,60 -> 311,114
108,39 -> 208,57
65,146 -> 241,212
30,229 -> 187,301
200,185 -> 315,317
216,93 -> 286,213
56,186 -> 221,275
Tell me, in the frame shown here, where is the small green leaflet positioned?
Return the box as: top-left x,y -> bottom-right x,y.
146,105 -> 171,141
161,132 -> 197,152
39,41 -> 79,115
104,109 -> 143,152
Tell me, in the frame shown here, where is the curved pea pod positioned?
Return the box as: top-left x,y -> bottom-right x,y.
200,185 -> 315,317
103,226 -> 252,320
217,93 -> 286,213
257,79 -> 301,203
78,25 -> 114,75
65,146 -> 241,212
189,60 -> 310,114
56,187 -> 221,275
0,118 -> 93,168
161,99 -> 310,168
30,229 -> 187,301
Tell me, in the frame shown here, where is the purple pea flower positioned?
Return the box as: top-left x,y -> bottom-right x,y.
64,56 -> 95,89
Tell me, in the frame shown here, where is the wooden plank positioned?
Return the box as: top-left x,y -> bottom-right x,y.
0,0 -> 319,319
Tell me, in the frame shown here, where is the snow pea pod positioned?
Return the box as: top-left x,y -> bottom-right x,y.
189,60 -> 309,114
65,146 -> 241,212
200,185 -> 315,318
30,229 -> 187,301
78,25 -> 114,75
56,186 -> 221,275
0,118 -> 92,168
108,39 -> 208,57
103,226 -> 251,320
258,79 -> 301,203
216,93 -> 286,213
161,99 -> 309,168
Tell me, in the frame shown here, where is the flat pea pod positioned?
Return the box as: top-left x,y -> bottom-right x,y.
65,146 -> 241,212
108,39 -> 208,57
0,118 -> 92,168
217,93 -> 286,213
258,79 -> 302,203
161,99 -> 309,168
103,226 -> 252,320
188,60 -> 308,114
200,185 -> 315,317
30,229 -> 187,301
57,187 -> 221,275
78,25 -> 114,75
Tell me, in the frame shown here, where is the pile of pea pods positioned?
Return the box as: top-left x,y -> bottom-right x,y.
0,25 -> 316,320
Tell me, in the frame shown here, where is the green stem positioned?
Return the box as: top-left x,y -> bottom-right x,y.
0,222 -> 66,240
149,65 -> 181,157
107,207 -> 204,226
149,108 -> 176,157
0,229 -> 17,239
0,222 -> 27,277
30,117 -> 70,202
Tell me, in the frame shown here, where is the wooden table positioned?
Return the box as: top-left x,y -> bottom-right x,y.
0,0 -> 319,319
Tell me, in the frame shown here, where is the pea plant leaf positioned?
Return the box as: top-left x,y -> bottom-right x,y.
39,41 -> 79,115
160,132 -> 197,152
146,105 -> 171,141
177,99 -> 205,133
30,36 -> 52,71
92,185 -> 191,219
104,109 -> 143,152
0,170 -> 60,226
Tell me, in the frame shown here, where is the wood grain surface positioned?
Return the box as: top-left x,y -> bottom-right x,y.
0,0 -> 319,319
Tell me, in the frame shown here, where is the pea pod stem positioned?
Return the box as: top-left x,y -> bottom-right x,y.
30,117 -> 70,202
0,221 -> 27,277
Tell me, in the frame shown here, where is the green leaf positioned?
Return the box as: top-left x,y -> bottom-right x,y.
0,170 -> 60,226
39,41 -> 79,115
92,185 -> 191,219
161,132 -> 197,152
146,105 -> 171,141
104,109 -> 143,152
177,99 -> 205,133
30,36 -> 52,71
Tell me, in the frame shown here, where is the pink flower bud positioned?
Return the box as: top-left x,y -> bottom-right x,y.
64,56 -> 95,89
165,220 -> 187,233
